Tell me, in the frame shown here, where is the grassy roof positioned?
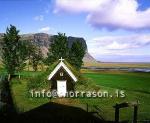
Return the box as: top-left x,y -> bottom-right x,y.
27,60 -> 81,90
45,60 -> 81,79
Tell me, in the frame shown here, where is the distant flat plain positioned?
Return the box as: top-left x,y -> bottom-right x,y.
83,62 -> 150,68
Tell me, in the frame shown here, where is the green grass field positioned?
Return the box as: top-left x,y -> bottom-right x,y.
82,71 -> 150,121
8,70 -> 150,121
0,64 -> 150,121
83,72 -> 150,93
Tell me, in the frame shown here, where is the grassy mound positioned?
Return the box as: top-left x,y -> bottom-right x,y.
26,60 -> 95,91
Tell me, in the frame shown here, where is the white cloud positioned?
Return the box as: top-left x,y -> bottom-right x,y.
38,26 -> 57,33
91,34 -> 150,49
87,34 -> 150,56
106,41 -> 130,50
54,0 -> 109,13
38,26 -> 50,32
54,0 -> 150,30
34,15 -> 44,21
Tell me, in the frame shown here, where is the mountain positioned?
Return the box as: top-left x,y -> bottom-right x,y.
0,33 -> 97,63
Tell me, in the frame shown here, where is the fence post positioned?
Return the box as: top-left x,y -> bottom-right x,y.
133,105 -> 138,123
86,103 -> 88,112
115,105 -> 119,123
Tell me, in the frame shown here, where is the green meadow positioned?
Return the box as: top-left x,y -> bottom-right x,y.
82,71 -> 150,121
83,71 -> 150,93
0,65 -> 150,121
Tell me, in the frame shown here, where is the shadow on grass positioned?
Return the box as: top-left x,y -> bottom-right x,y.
0,101 -> 105,123
0,75 -> 103,123
0,75 -> 128,123
0,101 -> 130,123
0,75 -> 17,117
17,102 -> 105,123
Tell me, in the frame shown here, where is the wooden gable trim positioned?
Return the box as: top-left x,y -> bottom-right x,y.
48,61 -> 78,82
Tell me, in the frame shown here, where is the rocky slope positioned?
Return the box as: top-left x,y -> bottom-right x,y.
0,33 -> 97,63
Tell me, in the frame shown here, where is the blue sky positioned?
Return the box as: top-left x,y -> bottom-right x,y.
0,0 -> 150,62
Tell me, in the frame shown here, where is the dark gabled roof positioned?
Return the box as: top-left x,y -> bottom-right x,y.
46,60 -> 80,81
48,60 -> 77,82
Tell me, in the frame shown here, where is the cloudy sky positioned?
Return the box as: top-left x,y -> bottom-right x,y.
0,0 -> 150,62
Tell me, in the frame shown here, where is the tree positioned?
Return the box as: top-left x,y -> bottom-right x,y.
31,46 -> 43,71
46,32 -> 86,70
25,41 -> 35,71
1,25 -> 27,79
46,33 -> 68,64
69,41 -> 86,70
17,40 -> 29,78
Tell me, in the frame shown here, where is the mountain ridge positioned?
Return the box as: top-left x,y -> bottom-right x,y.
0,33 -> 97,63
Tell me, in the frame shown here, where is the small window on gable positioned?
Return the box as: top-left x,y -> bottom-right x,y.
60,72 -> 63,76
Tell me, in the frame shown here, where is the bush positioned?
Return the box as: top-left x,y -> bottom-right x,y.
75,75 -> 100,91
27,73 -> 50,91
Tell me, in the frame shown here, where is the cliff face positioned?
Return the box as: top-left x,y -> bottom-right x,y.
67,36 -> 87,50
0,33 -> 97,63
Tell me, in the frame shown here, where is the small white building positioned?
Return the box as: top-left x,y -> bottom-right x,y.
48,58 -> 77,97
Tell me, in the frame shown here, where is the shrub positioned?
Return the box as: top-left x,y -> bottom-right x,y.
27,73 -> 50,91
75,75 -> 100,91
